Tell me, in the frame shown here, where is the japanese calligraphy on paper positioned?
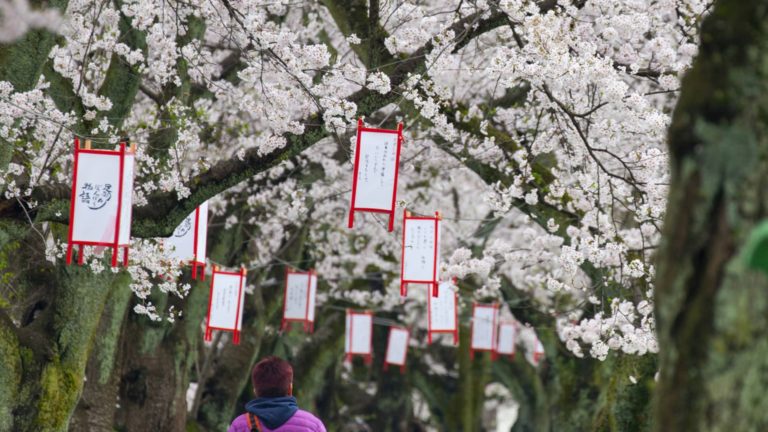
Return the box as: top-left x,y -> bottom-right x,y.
429,281 -> 457,332
71,153 -> 121,243
353,130 -> 398,210
165,201 -> 208,263
402,218 -> 439,282
284,272 -> 317,322
208,273 -> 244,331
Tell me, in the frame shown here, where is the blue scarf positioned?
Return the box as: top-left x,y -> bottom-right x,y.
245,396 -> 299,429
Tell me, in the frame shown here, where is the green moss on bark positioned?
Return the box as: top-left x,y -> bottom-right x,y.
95,282 -> 133,384
36,358 -> 81,430
0,319 -> 20,431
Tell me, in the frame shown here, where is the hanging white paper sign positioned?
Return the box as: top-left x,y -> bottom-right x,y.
384,327 -> 410,372
345,310 -> 373,363
496,321 -> 517,358
67,139 -> 136,267
165,201 -> 209,279
470,303 -> 498,359
532,337 -> 545,366
400,210 -> 441,296
205,267 -> 246,344
348,119 -> 403,232
428,281 -> 458,345
282,269 -> 318,333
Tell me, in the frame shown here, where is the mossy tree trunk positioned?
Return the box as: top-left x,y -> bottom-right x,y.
68,279 -> 133,431
654,1 -> 768,430
0,221 -> 132,432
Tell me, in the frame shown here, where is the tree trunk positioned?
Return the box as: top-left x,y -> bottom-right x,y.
110,277 -> 208,432
655,1 -> 768,430
68,282 -> 132,431
0,220 -> 132,432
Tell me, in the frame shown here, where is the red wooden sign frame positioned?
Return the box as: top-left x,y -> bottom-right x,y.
427,282 -> 459,346
400,210 -> 441,297
204,266 -> 247,345
190,204 -> 206,280
66,138 -> 136,268
495,320 -> 518,360
470,302 -> 499,360
281,268 -> 316,333
348,119 -> 403,232
345,309 -> 374,365
383,326 -> 410,374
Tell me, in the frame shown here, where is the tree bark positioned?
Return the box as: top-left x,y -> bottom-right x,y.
0,221 -> 132,432
655,1 -> 768,430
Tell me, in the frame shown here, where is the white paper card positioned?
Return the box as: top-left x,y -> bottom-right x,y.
429,281 -> 457,331
385,328 -> 409,365
353,130 -> 398,210
208,273 -> 244,330
166,201 -> 208,263
402,218 -> 439,282
307,275 -> 317,322
72,153 -> 121,243
345,312 -> 373,354
195,201 -> 208,260
117,154 -> 134,245
471,306 -> 496,350
284,273 -> 314,320
496,323 -> 516,355
166,209 -> 194,261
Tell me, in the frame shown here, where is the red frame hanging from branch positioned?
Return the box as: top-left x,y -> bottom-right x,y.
383,326 -> 410,374
427,280 -> 459,345
164,201 -> 209,280
470,302 -> 499,360
281,268 -> 317,333
66,138 -> 136,268
345,309 -> 373,365
495,320 -> 517,360
400,209 -> 441,297
348,119 -> 403,232
204,266 -> 247,345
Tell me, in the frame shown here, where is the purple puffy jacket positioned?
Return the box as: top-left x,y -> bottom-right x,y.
227,410 -> 326,432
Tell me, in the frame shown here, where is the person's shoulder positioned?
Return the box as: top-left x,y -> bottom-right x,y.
227,413 -> 249,432
288,409 -> 326,431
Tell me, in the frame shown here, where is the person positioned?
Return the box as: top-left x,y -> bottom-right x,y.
227,356 -> 326,432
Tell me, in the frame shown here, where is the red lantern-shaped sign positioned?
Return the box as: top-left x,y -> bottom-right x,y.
164,201 -> 208,279
281,268 -> 317,333
400,210 -> 441,297
66,138 -> 136,267
495,320 -> 517,360
427,281 -> 459,345
204,266 -> 247,345
345,309 -> 373,364
383,326 -> 410,373
348,119 -> 403,232
470,302 -> 498,360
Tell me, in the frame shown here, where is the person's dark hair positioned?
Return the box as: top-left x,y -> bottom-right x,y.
251,356 -> 293,397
